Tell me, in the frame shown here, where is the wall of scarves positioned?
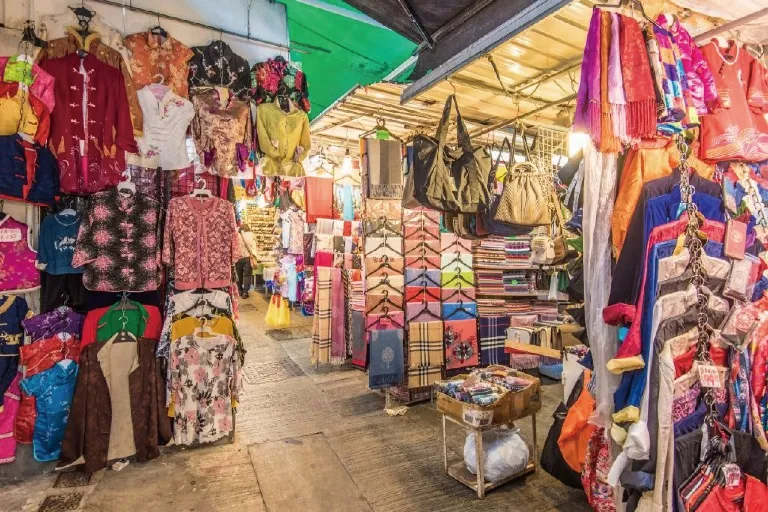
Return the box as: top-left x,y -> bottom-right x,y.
547,4 -> 768,510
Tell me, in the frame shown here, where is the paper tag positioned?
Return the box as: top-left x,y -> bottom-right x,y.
698,364 -> 722,389
462,406 -> 493,428
725,219 -> 747,259
722,463 -> 741,488
0,229 -> 22,243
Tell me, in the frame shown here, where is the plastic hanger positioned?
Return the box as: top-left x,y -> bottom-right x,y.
193,317 -> 217,337
443,299 -> 477,320
406,267 -> 441,288
191,178 -> 212,197
366,275 -> 401,295
365,235 -> 403,257
405,240 -> 440,257
599,0 -> 666,32
411,298 -> 442,322
365,289 -> 402,315
149,14 -> 168,39
410,283 -> 441,302
366,305 -> 404,330
366,217 -> 401,237
442,253 -> 472,272
442,235 -> 472,253
116,169 -> 136,196
359,118 -> 403,142
442,271 -> 474,288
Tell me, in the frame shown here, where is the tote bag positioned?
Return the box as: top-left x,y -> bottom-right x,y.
412,95 -> 491,214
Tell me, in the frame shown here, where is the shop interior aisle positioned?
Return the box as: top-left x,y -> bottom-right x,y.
1,293 -> 587,512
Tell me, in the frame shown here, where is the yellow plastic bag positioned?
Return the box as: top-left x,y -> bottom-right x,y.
266,295 -> 291,328
265,295 -> 279,327
277,298 -> 291,328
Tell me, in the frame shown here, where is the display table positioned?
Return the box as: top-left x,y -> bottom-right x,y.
441,412 -> 537,499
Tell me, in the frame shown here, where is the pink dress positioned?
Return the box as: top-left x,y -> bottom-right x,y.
0,214 -> 40,293
0,373 -> 21,464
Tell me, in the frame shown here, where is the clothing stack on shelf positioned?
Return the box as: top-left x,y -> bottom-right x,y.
402,207 -> 443,390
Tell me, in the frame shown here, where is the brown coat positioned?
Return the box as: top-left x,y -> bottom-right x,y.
36,27 -> 144,136
58,338 -> 171,473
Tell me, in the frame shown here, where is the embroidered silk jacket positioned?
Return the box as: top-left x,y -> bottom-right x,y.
187,41 -> 251,99
36,27 -> 143,135
39,53 -> 138,195
124,31 -> 194,98
72,189 -> 161,292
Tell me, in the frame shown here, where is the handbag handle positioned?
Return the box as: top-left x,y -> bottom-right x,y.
550,191 -> 566,236
435,95 -> 473,152
488,136 -> 513,190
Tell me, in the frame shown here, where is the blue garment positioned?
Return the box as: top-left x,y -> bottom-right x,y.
342,185 -> 354,221
0,295 -> 28,408
37,213 -> 84,275
614,241 -> 724,414
0,135 -> 59,205
442,302 -> 478,320
20,360 -> 78,462
753,276 -> 768,302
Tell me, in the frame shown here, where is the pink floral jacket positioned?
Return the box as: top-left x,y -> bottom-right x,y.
162,196 -> 242,290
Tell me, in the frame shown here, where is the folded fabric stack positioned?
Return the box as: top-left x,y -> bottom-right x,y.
505,237 -> 532,265
473,237 -> 508,266
436,378 -> 507,406
477,269 -> 505,294
477,299 -> 508,316
503,270 -> 534,294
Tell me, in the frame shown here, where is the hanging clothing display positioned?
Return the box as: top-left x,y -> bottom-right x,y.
0,214 -> 40,293
128,85 -> 195,171
187,41 -> 251,99
191,88 -> 252,176
0,56 -> 53,112
72,189 -> 161,292
0,296 -> 29,409
0,373 -> 21,464
361,138 -> 403,199
123,31 -> 194,98
255,102 -> 311,177
251,56 -> 311,112
36,27 -> 143,135
0,135 -> 59,206
0,82 -> 49,145
39,53 -> 138,195
163,195 -> 241,290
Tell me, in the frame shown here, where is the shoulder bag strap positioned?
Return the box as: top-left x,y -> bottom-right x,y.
451,95 -> 474,153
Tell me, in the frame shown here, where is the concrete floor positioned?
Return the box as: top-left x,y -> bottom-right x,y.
0,293 -> 590,512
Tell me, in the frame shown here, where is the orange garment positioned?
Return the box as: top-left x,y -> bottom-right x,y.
611,139 -> 715,256
558,370 -> 596,473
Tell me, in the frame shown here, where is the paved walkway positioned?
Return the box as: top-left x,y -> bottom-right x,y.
0,293 -> 590,512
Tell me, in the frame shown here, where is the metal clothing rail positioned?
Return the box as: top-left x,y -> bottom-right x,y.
693,7 -> 768,43
86,0 -> 329,54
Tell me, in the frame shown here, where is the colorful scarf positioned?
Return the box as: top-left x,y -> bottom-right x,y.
480,316 -> 512,365
351,309 -> 367,369
653,25 -> 686,125
574,9 -> 602,143
608,13 -> 628,144
642,24 -> 668,121
311,266 -> 333,364
368,328 -> 404,389
599,10 -> 620,153
444,319 -> 479,370
620,16 -> 657,139
330,268 -> 346,364
408,321 -> 444,368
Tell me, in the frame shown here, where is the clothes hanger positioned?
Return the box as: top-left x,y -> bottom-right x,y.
367,217 -> 401,237
442,235 -> 472,253
443,299 -> 477,320
116,169 -> 136,197
410,298 -> 442,322
365,289 -> 402,314
405,240 -> 440,257
406,267 -> 441,288
366,275 -> 402,295
358,118 -> 403,142
404,226 -> 439,241
366,305 -> 404,330
193,317 -> 218,337
368,254 -> 400,273
410,283 -> 441,302
442,271 -> 474,288
149,13 -> 168,39
442,253 -> 472,271
599,0 -> 667,32
365,235 -> 403,257
191,177 -> 213,197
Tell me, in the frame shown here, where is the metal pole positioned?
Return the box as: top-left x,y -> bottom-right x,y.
694,8 -> 768,43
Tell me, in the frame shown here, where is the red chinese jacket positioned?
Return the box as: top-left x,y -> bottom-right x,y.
38,53 -> 137,195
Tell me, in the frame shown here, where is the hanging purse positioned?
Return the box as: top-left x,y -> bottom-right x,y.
494,135 -> 553,227
530,193 -> 575,265
412,95 -> 492,214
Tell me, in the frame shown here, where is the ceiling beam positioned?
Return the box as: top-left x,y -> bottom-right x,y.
470,93 -> 576,139
394,0 -> 434,48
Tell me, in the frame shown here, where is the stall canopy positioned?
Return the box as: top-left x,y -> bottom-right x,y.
278,0 -> 417,119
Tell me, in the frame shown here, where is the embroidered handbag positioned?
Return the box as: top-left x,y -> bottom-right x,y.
412,95 -> 492,214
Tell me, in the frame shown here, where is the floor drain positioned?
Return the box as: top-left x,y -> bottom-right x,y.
54,472 -> 91,488
266,328 -> 312,341
38,493 -> 83,512
241,359 -> 305,385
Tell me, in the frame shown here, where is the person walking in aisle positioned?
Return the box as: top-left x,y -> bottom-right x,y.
236,224 -> 258,298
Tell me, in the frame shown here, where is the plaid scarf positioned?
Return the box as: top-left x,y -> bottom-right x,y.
480,316 -> 511,365
620,16 -> 657,139
408,321 -> 444,368
311,266 -> 333,364
407,365 -> 442,389
368,328 -> 404,389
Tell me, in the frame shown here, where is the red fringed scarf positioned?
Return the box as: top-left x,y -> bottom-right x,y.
619,17 -> 657,139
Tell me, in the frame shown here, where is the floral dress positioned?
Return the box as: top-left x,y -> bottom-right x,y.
170,334 -> 242,445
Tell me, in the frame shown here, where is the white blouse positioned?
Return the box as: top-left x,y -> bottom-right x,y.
128,86 -> 195,170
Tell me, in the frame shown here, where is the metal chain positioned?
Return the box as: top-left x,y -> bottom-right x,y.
676,134 -> 717,423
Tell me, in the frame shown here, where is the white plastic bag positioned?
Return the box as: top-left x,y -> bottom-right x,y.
464,426 -> 530,483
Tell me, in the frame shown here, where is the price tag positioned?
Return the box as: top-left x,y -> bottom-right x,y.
698,364 -> 722,389
462,406 -> 493,428
0,229 -> 22,243
722,463 -> 741,488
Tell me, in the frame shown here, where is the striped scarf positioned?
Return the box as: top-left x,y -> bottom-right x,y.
408,321 -> 444,368
480,316 -> 511,365
311,266 -> 333,364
